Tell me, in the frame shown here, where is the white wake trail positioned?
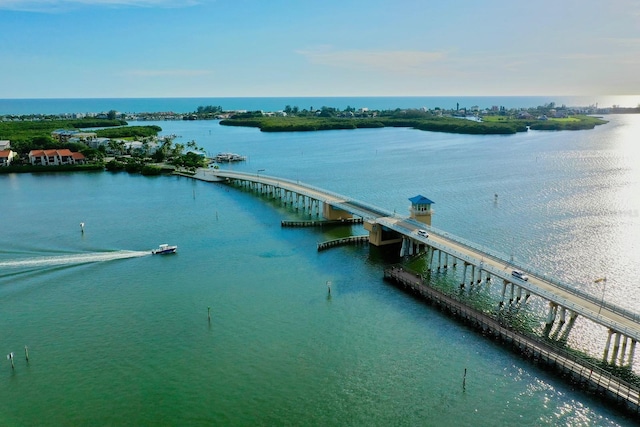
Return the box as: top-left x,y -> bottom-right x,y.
0,250 -> 150,268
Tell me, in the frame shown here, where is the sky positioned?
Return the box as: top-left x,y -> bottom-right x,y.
1,0 -> 639,99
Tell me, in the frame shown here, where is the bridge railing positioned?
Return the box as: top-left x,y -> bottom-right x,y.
224,170 -> 397,218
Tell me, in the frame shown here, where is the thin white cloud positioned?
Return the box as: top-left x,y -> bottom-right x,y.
0,0 -> 200,12
560,53 -> 605,60
297,48 -> 446,75
608,37 -> 640,48
122,69 -> 211,77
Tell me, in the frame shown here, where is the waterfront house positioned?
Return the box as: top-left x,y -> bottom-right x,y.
0,140 -> 10,150
86,137 -> 111,150
51,129 -> 78,142
68,132 -> 98,144
0,149 -> 17,166
72,152 -> 86,164
124,140 -> 158,155
28,149 -> 84,166
51,130 -> 97,143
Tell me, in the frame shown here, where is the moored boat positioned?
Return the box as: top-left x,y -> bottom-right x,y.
152,244 -> 177,255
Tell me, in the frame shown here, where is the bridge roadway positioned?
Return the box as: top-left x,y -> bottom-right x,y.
208,169 -> 640,343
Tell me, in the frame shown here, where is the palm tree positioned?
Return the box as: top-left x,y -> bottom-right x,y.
172,143 -> 185,158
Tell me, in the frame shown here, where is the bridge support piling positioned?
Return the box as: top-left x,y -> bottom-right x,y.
628,340 -> 637,369
429,247 -> 436,272
469,264 -> 476,288
549,307 -> 568,340
461,263 -> 468,288
558,312 -> 578,342
611,332 -> 622,365
620,336 -> 629,366
558,307 -> 566,324
603,329 -> 614,362
437,250 -> 442,271
546,302 -> 558,326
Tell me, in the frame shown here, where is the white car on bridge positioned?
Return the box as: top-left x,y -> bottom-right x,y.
512,270 -> 529,281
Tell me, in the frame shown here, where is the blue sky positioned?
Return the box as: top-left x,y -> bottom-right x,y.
1,0 -> 639,98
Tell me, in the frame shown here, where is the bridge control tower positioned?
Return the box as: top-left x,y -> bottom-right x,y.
408,195 -> 434,226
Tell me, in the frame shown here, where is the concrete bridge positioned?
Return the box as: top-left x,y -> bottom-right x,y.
196,168 -> 640,369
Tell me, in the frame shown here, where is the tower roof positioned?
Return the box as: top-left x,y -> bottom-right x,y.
409,195 -> 434,205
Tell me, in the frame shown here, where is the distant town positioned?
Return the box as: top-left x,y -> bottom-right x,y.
1,101 -> 638,123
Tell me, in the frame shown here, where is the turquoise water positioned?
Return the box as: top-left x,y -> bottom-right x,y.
1,95 -> 639,115
2,115 -> 640,425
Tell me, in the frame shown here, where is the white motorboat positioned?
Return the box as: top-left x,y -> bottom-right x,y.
152,244 -> 177,255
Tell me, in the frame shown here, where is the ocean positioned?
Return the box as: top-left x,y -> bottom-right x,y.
1,99 -> 639,425
1,95 -> 639,116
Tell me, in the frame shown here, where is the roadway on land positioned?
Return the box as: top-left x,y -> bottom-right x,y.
209,169 -> 640,342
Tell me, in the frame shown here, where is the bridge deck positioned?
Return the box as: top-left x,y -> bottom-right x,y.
209,169 -> 640,341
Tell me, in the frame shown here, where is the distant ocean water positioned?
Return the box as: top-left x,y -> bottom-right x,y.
0,95 -> 639,116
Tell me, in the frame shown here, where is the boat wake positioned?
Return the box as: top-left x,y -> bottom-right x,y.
0,250 -> 150,269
